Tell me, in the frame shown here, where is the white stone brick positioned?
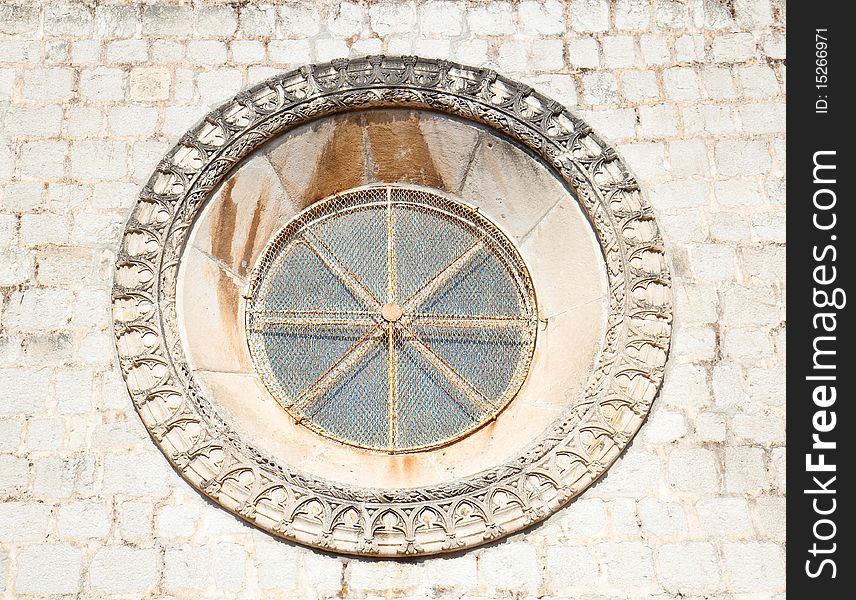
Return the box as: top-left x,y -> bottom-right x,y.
659,211 -> 707,244
0,247 -> 36,286
327,2 -> 365,37
615,0 -> 651,30
151,40 -> 185,63
156,502 -> 203,538
23,68 -> 74,102
479,541 -> 541,591
688,243 -> 737,280
668,448 -> 719,493
15,544 -> 82,595
0,454 -> 28,494
70,140 -> 127,180
213,542 -> 246,592
67,106 -> 104,138
231,40 -> 265,64
712,33 -> 757,63
129,67 -> 170,102
58,501 -> 110,538
420,2 -> 463,36
734,0 -> 774,27
498,40 -> 528,73
764,32 -> 786,59
70,41 -> 100,65
314,38 -> 350,62
696,497 -> 753,537
268,39 -> 312,66
547,545 -> 598,589
27,417 -> 64,451
715,139 -> 772,176
683,104 -> 734,135
103,450 -> 176,496
6,105 -> 64,138
197,69 -> 243,104
650,180 -> 709,210
568,37 -> 600,69
725,446 -> 768,493
198,5 -> 238,37
571,0 -> 610,32
531,39 -> 565,72
90,546 -> 159,594
276,4 -> 319,38
663,67 -> 701,100
95,5 -> 137,38
7,288 -> 71,329
45,3 -> 93,36
669,139 -> 709,177
642,408 -> 687,443
639,104 -> 677,137
118,500 -> 153,541
370,2 -> 416,35
19,141 -> 68,180
656,0 -> 689,27
620,142 -> 667,179
239,6 -> 276,37
702,66 -> 737,99
723,542 -> 784,592
739,103 -> 785,134
142,4 -> 192,37
638,498 -> 687,535
582,72 -> 619,105
610,497 -> 642,535
709,212 -> 751,242
106,40 -> 148,64
301,551 -> 343,595
620,70 -> 660,101
349,558 -> 421,592
80,67 -> 126,102
0,502 -> 51,541
254,539 -> 298,589
1,40 -> 40,65
579,108 -> 638,142
453,39 -> 490,66
519,1 -> 565,35
739,64 -> 780,97
675,34 -> 706,63
593,450 -> 660,496
561,497 -> 607,538
0,419 -> 23,450
722,284 -> 781,326
598,541 -> 655,586
602,35 -> 636,68
657,542 -> 721,591
752,495 -> 785,540
108,106 -> 158,137
468,2 -> 515,35
163,106 -> 208,138
0,4 -> 40,36
750,212 -> 785,242
188,40 -> 228,65
0,368 -> 49,414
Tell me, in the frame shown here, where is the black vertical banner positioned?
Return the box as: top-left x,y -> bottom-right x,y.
787,1 -> 851,596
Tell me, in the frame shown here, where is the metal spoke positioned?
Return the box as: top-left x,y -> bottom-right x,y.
400,234 -> 487,313
399,323 -> 495,413
250,309 -> 378,329
404,312 -> 535,329
386,187 -> 398,446
292,322 -> 384,412
301,230 -> 382,311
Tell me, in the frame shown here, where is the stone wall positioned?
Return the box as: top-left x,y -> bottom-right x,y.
0,1 -> 785,598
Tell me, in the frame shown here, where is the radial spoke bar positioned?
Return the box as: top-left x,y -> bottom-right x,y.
399,323 -> 496,413
404,313 -> 535,329
292,323 -> 384,412
400,235 -> 486,312
387,324 -> 398,447
301,231 -> 382,311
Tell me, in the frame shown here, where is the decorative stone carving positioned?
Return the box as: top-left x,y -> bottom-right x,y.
113,56 -> 672,556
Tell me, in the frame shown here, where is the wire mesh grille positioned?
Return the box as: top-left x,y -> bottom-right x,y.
245,185 -> 538,452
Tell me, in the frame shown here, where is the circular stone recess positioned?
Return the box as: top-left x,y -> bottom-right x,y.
245,185 -> 538,453
115,56 -> 672,557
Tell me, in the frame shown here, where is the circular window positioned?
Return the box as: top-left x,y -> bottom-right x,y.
246,185 -> 537,452
114,56 -> 672,557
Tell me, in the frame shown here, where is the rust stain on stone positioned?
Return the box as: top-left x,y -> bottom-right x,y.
364,111 -> 444,188
302,114 -> 367,206
211,177 -> 238,266
240,178 -> 267,275
215,262 -> 243,364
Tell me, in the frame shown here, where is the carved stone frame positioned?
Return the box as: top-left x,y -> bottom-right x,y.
113,56 -> 672,557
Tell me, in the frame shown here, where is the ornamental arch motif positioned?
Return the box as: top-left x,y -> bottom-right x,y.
112,56 -> 672,557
